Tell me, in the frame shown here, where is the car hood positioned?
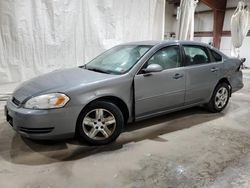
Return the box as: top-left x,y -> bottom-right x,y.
12,68 -> 117,102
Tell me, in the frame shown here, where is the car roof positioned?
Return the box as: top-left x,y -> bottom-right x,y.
120,40 -> 228,58
121,40 -> 212,47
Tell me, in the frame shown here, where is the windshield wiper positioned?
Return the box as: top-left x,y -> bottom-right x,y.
85,67 -> 111,74
79,65 -> 86,68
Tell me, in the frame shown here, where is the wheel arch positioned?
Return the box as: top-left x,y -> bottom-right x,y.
216,77 -> 232,96
206,77 -> 231,112
77,95 -> 130,125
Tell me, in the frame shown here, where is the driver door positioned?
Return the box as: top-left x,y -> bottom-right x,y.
134,45 -> 186,119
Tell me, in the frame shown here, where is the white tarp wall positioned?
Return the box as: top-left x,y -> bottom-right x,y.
0,0 -> 165,84
230,1 -> 250,57
176,0 -> 198,40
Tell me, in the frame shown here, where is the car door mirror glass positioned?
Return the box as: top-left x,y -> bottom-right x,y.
143,64 -> 163,73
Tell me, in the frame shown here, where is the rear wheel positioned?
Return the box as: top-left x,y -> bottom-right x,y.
76,101 -> 124,145
206,83 -> 230,113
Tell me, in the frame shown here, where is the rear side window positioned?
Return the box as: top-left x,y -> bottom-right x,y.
210,50 -> 222,62
183,45 -> 211,66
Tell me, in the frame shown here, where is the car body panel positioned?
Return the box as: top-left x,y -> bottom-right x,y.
6,99 -> 81,139
13,68 -> 118,103
5,40 -> 244,140
184,62 -> 224,105
134,67 -> 186,119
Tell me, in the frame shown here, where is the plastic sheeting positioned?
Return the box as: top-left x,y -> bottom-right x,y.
231,1 -> 250,57
176,0 -> 198,40
0,0 -> 165,84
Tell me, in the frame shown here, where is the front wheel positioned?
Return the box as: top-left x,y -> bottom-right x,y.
76,101 -> 124,145
206,83 -> 230,113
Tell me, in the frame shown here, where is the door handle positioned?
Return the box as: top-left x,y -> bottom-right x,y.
173,73 -> 183,79
211,67 -> 219,72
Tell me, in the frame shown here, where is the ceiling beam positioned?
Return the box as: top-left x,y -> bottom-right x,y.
167,0 -> 227,10
213,10 -> 226,48
200,0 -> 227,48
168,0 -> 227,48
194,30 -> 250,37
200,0 -> 227,10
172,7 -> 236,17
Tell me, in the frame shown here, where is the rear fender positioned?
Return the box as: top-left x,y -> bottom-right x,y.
223,58 -> 244,93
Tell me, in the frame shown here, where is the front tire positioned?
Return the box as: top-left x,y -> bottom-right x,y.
76,101 -> 124,145
206,83 -> 230,113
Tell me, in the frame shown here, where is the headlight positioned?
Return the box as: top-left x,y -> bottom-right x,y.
24,93 -> 70,109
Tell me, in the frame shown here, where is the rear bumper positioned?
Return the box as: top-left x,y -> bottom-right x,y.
232,82 -> 244,93
230,71 -> 244,93
5,99 -> 82,140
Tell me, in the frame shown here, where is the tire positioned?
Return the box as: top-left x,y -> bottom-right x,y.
206,82 -> 230,113
76,101 -> 124,145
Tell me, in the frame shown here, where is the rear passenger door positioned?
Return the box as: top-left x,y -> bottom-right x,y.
182,45 -> 220,105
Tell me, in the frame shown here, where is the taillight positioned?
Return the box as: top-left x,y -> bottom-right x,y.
238,58 -> 246,71
235,58 -> 245,71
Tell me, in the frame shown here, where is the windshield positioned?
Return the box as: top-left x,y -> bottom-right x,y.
84,45 -> 152,74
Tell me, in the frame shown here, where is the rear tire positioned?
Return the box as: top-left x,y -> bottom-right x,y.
76,101 -> 124,145
206,83 -> 230,113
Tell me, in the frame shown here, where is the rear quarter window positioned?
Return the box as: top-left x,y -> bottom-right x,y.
210,50 -> 222,62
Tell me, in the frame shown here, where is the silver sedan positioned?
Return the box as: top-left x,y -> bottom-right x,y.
5,40 -> 244,145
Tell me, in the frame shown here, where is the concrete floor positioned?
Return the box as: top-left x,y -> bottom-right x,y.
0,71 -> 250,188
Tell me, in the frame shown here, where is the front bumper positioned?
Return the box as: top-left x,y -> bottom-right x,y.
5,99 -> 82,140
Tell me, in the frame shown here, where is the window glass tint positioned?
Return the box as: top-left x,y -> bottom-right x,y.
183,45 -> 210,66
147,46 -> 181,70
211,50 -> 222,62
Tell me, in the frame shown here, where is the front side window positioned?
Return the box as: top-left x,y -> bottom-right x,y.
183,45 -> 211,66
85,45 -> 152,74
146,45 -> 181,70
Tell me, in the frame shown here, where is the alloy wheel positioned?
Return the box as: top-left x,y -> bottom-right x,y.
82,108 -> 116,140
215,87 -> 229,109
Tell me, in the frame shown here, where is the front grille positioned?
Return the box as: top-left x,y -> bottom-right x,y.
12,97 -> 21,106
18,127 -> 54,134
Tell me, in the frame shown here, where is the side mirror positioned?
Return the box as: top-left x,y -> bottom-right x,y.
143,64 -> 163,73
